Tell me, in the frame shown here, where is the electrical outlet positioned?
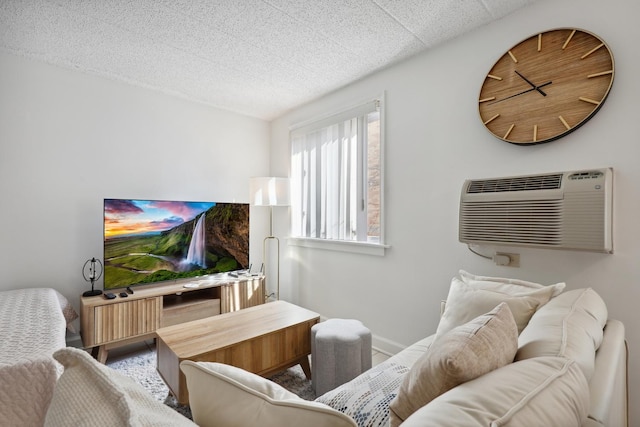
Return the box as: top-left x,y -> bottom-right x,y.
494,252 -> 520,267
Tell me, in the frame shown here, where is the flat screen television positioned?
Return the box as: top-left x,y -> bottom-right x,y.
103,199 -> 249,291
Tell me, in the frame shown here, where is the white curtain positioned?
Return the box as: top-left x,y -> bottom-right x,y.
291,99 -> 378,242
291,118 -> 358,240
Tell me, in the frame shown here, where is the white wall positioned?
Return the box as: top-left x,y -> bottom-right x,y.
0,52 -> 271,320
271,0 -> 639,423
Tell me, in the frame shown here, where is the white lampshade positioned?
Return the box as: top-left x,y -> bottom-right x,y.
250,177 -> 290,207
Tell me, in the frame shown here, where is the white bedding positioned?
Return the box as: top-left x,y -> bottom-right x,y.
0,288 -> 77,427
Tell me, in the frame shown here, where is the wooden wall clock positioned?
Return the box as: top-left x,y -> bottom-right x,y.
478,28 -> 614,145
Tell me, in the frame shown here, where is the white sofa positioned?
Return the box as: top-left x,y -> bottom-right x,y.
321,287 -> 626,426
182,273 -> 628,427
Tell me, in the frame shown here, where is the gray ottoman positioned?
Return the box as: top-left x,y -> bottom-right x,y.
311,318 -> 372,396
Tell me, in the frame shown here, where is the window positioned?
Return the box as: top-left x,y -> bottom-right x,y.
290,98 -> 384,250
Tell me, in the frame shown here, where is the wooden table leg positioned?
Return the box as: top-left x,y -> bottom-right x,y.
299,355 -> 312,379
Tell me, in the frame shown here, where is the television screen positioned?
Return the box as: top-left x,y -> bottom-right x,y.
103,199 -> 249,290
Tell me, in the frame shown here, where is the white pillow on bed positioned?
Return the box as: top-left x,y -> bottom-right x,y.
53,290 -> 79,332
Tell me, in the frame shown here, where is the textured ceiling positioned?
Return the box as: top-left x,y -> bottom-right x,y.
0,0 -> 536,120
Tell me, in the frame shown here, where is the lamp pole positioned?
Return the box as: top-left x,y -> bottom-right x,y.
251,177 -> 289,303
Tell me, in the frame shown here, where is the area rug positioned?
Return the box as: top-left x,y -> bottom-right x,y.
107,347 -> 316,420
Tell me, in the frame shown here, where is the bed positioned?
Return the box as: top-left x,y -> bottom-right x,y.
0,288 -> 78,426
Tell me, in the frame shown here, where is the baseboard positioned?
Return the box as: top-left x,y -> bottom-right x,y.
372,334 -> 406,356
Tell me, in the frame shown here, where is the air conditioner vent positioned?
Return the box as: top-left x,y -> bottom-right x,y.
467,174 -> 562,194
459,168 -> 613,253
460,200 -> 563,246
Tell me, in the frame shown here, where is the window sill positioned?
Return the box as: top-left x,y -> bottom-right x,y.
287,237 -> 390,256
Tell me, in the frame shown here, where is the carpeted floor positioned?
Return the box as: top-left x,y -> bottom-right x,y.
106,343 -> 316,420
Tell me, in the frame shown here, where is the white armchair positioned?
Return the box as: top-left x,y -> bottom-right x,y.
180,361 -> 357,427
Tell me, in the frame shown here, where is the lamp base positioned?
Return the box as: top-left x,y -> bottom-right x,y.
83,289 -> 103,297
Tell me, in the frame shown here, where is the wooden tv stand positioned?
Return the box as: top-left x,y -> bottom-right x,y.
80,275 -> 265,363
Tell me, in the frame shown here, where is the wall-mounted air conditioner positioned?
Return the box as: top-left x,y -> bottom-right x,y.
459,168 -> 613,253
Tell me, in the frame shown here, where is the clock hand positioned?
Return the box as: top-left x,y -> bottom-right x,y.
488,87 -> 535,105
487,81 -> 552,105
515,70 -> 547,96
514,70 -> 536,88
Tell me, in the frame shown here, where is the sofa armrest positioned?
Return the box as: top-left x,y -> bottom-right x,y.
588,319 -> 628,427
180,361 -> 357,427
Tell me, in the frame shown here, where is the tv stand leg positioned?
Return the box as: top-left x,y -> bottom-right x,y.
94,345 -> 108,364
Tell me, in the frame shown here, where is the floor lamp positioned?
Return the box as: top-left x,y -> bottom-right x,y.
250,177 -> 290,301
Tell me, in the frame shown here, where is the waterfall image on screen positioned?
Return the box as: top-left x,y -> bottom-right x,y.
103,199 -> 249,290
185,213 -> 207,268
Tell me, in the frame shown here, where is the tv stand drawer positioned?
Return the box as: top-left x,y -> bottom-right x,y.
93,297 -> 161,345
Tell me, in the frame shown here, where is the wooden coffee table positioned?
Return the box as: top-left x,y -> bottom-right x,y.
156,300 -> 320,404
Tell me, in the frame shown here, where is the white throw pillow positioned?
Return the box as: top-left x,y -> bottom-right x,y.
436,278 -> 542,337
459,269 -> 566,297
400,357 -> 589,427
389,303 -> 518,426
180,361 -> 357,427
45,347 -> 196,427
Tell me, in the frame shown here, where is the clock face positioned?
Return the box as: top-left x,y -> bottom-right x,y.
478,29 -> 614,145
